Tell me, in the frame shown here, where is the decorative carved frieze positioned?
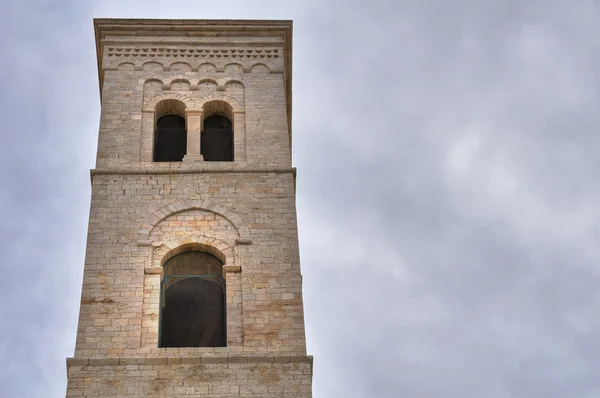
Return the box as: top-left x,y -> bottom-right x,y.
107,47 -> 280,59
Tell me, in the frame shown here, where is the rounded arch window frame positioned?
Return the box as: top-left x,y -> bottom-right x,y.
158,246 -> 227,348
152,98 -> 188,162
138,202 -> 249,348
200,100 -> 234,131
158,240 -> 231,269
141,237 -> 244,348
154,98 -> 187,127
200,100 -> 235,162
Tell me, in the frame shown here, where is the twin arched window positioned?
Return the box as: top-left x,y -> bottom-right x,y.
153,99 -> 234,162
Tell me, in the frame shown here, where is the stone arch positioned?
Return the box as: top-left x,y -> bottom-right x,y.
154,98 -> 186,122
137,199 -> 250,242
144,86 -> 243,111
143,93 -> 196,112
152,237 -> 234,268
198,78 -> 219,85
169,61 -> 193,72
250,63 -> 270,73
164,77 -> 191,85
224,63 -> 244,74
141,61 -> 166,71
117,61 -> 135,70
197,78 -> 219,91
202,100 -> 234,125
225,79 -> 245,88
149,207 -> 239,247
167,78 -> 191,91
143,77 -> 164,85
198,62 -> 217,73
142,78 -> 164,100
197,94 -> 243,113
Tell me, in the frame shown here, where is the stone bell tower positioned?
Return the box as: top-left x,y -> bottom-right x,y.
66,19 -> 313,397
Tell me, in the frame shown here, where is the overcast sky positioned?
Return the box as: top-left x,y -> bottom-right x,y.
2,1 -> 600,397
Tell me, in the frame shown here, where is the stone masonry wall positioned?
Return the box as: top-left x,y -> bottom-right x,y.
96,43 -> 290,168
74,172 -> 306,357
67,359 -> 313,397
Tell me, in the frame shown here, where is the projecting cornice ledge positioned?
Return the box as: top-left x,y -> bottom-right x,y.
90,166 -> 296,180
67,354 -> 313,368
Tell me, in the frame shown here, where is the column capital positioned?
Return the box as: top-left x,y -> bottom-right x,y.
185,108 -> 203,116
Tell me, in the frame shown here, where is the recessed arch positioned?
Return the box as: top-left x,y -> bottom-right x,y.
224,63 -> 244,74
153,238 -> 233,268
169,78 -> 191,91
250,63 -> 270,73
147,93 -> 243,113
143,93 -> 196,112
198,78 -> 219,85
197,79 -> 219,91
137,199 -> 250,242
169,61 -> 193,72
202,100 -> 234,125
168,77 -> 191,85
225,79 -> 245,88
154,98 -> 186,121
141,61 -> 166,71
198,62 -> 217,73
143,77 -> 164,85
197,94 -> 243,113
117,61 -> 135,70
143,79 -> 164,99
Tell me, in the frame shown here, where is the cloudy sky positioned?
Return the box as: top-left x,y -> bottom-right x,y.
2,0 -> 600,397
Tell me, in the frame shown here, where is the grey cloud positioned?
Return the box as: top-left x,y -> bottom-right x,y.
2,1 -> 600,397
0,1 -> 97,397
293,1 -> 600,397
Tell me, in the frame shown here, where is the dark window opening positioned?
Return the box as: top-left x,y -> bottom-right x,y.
201,115 -> 233,161
159,251 -> 225,348
154,115 -> 186,162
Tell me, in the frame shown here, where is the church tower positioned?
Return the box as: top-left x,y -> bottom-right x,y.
66,19 -> 313,397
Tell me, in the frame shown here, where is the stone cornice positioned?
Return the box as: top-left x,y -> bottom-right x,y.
67,354 -> 313,368
94,18 -> 293,146
90,166 -> 296,181
105,46 -> 282,59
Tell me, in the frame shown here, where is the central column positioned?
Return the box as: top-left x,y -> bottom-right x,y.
183,108 -> 204,162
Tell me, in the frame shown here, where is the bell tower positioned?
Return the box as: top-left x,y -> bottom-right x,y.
66,19 -> 313,397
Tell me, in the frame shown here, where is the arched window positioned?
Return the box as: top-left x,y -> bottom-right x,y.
201,100 -> 234,161
159,251 -> 225,347
153,99 -> 186,162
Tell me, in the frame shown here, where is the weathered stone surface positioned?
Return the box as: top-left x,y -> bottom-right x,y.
66,18 -> 312,397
